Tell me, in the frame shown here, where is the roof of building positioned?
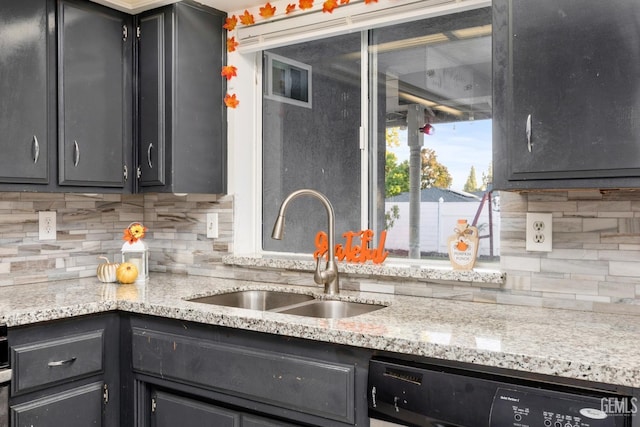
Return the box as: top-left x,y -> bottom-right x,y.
386,187 -> 484,203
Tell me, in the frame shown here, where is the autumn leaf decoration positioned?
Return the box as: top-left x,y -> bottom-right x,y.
221,65 -> 237,81
224,93 -> 239,109
240,10 -> 256,25
299,0 -> 314,10
222,15 -> 237,31
323,0 -> 338,13
223,0 -> 380,108
259,2 -> 277,19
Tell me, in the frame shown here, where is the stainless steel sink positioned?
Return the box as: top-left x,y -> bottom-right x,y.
187,290 -> 386,319
187,290 -> 315,311
278,300 -> 385,318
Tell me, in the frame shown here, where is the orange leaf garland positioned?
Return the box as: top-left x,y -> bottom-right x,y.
340,0 -> 350,3
364,0 -> 378,3
227,36 -> 239,52
286,3 -> 297,13
299,0 -> 314,10
323,0 -> 338,13
224,93 -> 239,109
222,15 -> 237,31
221,65 -> 238,81
239,10 -> 255,25
259,2 -> 277,18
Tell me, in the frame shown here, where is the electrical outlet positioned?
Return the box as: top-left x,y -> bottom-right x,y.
38,211 -> 57,241
526,212 -> 552,252
206,213 -> 218,238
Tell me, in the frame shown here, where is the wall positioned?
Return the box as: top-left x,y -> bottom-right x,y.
2,190 -> 640,316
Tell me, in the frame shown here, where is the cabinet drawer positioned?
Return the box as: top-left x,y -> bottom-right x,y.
132,328 -> 355,424
12,330 -> 104,394
11,381 -> 103,427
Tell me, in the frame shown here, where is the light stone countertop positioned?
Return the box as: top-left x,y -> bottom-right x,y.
1,273 -> 639,388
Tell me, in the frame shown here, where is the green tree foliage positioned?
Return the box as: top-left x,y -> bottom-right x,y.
385,127 -> 452,197
463,165 -> 479,192
385,152 -> 409,197
421,148 -> 452,189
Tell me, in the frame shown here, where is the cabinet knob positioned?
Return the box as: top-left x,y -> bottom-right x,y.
73,140 -> 80,167
32,135 -> 40,164
526,114 -> 532,152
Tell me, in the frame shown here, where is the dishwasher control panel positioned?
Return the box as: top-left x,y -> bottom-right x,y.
490,387 -> 622,427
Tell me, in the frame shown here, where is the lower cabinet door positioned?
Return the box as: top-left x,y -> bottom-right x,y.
11,381 -> 103,427
151,391 -> 240,427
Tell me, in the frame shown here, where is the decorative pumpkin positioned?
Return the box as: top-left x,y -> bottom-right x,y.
116,262 -> 139,284
97,256 -> 120,283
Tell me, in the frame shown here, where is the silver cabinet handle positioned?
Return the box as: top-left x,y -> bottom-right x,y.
73,140 -> 80,167
32,135 -> 40,164
147,143 -> 153,168
371,386 -> 377,408
48,357 -> 76,367
526,114 -> 532,152
123,165 -> 128,181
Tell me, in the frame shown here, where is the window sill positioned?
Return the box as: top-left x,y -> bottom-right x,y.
223,255 -> 505,286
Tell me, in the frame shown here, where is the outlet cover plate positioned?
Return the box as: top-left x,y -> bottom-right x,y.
526,212 -> 552,252
206,213 -> 218,238
38,211 -> 57,241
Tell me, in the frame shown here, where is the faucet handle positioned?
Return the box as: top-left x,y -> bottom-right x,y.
314,257 -> 337,287
313,257 -> 324,285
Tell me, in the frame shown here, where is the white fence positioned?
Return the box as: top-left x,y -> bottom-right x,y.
384,200 -> 500,257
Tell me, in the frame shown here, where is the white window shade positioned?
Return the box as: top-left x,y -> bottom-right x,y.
236,0 -> 489,53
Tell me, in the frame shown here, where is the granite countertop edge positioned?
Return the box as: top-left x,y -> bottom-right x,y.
1,273 -> 638,389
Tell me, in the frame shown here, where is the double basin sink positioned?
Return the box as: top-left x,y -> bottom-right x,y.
187,290 -> 385,319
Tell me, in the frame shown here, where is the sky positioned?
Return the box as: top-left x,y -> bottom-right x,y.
389,119 -> 492,191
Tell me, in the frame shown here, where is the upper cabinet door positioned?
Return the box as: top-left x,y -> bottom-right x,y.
58,0 -> 133,188
493,0 -> 640,189
137,2 -> 227,194
137,10 -> 167,187
0,0 -> 54,185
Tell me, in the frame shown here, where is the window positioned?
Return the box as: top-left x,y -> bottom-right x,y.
262,6 -> 498,264
264,52 -> 312,108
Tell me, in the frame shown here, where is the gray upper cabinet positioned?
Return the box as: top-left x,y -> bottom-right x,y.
136,1 -> 227,194
0,0 -> 55,186
493,0 -> 640,190
58,0 -> 133,189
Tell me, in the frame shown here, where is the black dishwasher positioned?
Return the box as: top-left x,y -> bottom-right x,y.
368,357 -> 634,427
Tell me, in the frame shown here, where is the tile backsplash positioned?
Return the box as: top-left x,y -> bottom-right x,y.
2,189 -> 640,315
500,189 -> 640,315
0,192 -> 232,286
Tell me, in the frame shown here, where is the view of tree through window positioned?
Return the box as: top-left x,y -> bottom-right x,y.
262,6 -> 498,264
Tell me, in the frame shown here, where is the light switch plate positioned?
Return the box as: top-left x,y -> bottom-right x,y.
206,213 -> 218,238
526,212 -> 552,252
39,211 -> 57,241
